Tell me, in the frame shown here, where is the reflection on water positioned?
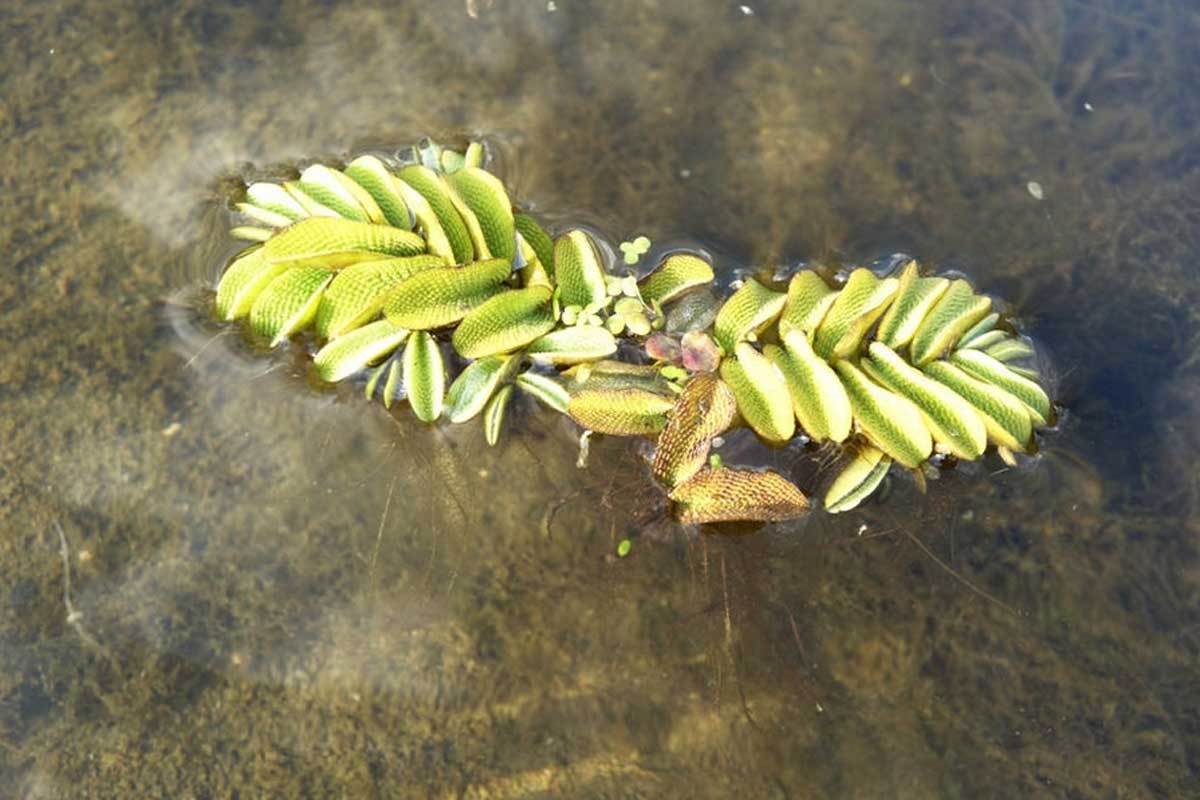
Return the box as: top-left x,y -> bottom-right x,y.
2,0 -> 1199,796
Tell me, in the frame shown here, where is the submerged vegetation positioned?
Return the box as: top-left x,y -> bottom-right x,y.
215,138 -> 1055,523
7,0 -> 1200,794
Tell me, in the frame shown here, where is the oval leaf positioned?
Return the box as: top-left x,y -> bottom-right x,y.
403,331 -> 445,422
445,354 -> 519,423
313,320 -> 410,382
452,286 -> 556,359
669,468 -> 809,524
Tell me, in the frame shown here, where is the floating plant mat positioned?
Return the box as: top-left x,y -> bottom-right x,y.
211,138 -> 1056,524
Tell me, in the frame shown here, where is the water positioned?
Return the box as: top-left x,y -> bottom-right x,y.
3,0 -> 1199,796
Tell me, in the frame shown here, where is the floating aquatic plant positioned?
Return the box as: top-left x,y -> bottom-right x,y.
619,235 -> 652,265
213,138 -> 1055,524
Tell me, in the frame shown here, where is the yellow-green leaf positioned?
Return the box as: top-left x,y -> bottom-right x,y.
286,179 -> 348,218
824,446 -> 892,514
922,360 -> 1033,451
770,330 -> 852,443
230,226 -> 274,242
403,331 -> 445,422
719,343 -> 795,444
713,278 -> 786,353
483,384 -> 514,446
555,230 -> 609,309
440,174 -> 492,261
382,258 -> 512,330
215,246 -> 291,320
344,155 -> 414,229
382,356 -> 404,408
235,202 -> 293,228
263,217 -> 425,269
445,167 -> 516,263
835,360 -> 932,468
526,326 -> 618,365
984,336 -> 1036,363
865,342 -> 988,460
516,232 -> 554,289
812,268 -> 899,360
956,311 -> 999,348
910,279 -> 992,365
638,254 -> 715,306
314,255 -> 446,339
248,265 -> 332,345
452,286 -> 556,359
245,182 -> 307,221
778,270 -> 837,341
515,214 -> 555,278
445,354 -> 519,423
298,164 -> 382,223
950,348 -> 1053,425
396,165 -> 475,264
874,260 -> 950,350
515,372 -> 570,413
464,142 -> 486,169
313,320 -> 410,382
960,329 -> 1007,351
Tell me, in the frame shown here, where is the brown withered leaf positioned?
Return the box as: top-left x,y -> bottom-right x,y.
652,374 -> 737,488
669,467 -> 810,524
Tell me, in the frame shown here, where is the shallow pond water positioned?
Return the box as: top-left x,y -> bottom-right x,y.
2,0 -> 1199,797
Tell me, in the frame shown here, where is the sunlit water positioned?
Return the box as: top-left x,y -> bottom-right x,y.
2,0 -> 1198,797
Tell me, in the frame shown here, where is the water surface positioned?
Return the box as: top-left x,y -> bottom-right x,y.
2,0 -> 1199,797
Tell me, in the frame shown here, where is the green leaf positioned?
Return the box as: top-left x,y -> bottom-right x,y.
713,278 -> 786,353
824,446 -> 892,514
313,319 -> 410,382
875,261 -> 950,350
452,286 -> 557,359
834,360 -> 932,468
344,155 -> 415,229
248,266 -> 333,345
445,167 -> 516,263
719,343 -> 794,444
483,384 -> 514,445
263,217 -> 425,269
769,330 -> 851,443
403,331 -> 445,422
909,279 -> 993,365
445,354 -> 519,423
554,230 -> 609,309
396,165 -> 475,264
383,258 -> 512,330
515,372 -> 570,413
811,269 -> 899,360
